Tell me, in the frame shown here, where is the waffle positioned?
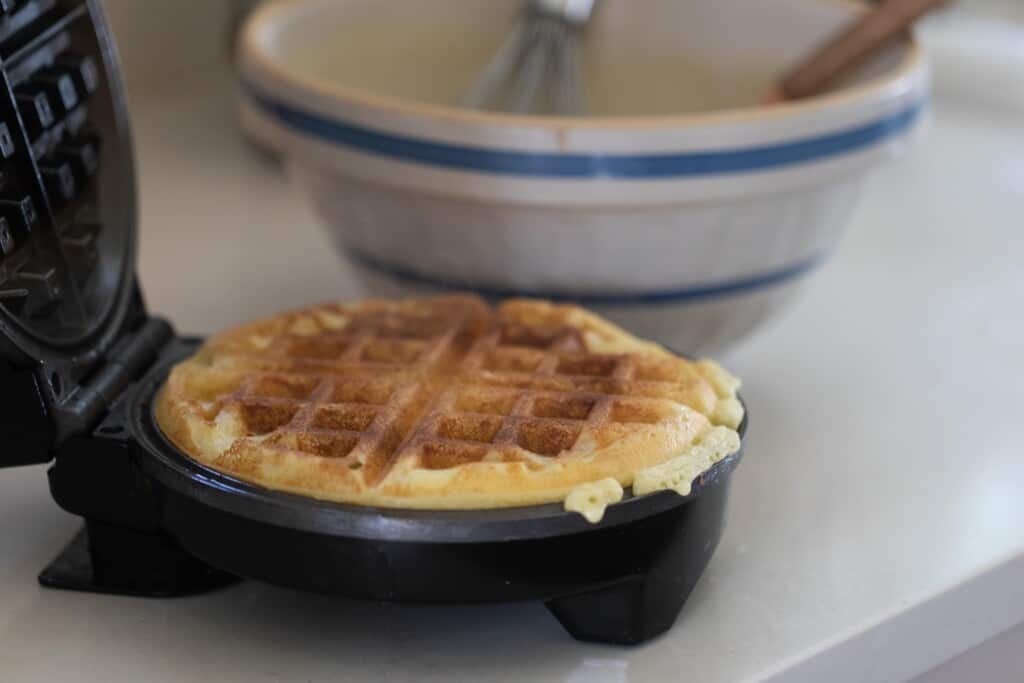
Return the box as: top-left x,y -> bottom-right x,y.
155,295 -> 743,511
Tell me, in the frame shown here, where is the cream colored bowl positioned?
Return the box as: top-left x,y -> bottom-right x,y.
239,0 -> 928,352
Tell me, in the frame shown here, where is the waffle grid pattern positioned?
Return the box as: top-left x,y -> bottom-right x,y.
199,306 -> 708,487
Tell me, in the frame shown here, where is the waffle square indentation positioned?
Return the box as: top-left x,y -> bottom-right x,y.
437,414 -> 503,443
516,421 -> 582,456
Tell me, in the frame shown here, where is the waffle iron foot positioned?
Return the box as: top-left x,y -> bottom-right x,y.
545,571 -> 697,646
38,521 -> 239,597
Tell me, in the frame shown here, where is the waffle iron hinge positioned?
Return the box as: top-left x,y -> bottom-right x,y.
0,315 -> 174,468
50,316 -> 174,445
42,320 -> 240,598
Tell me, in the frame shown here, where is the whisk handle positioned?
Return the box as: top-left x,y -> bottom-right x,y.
778,0 -> 948,100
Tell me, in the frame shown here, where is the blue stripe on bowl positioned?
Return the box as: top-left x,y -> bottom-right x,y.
346,248 -> 828,305
246,85 -> 924,179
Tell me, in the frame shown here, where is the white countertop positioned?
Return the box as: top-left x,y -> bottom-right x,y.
1,69 -> 1022,683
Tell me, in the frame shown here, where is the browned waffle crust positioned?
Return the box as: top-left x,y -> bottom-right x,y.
155,295 -> 743,509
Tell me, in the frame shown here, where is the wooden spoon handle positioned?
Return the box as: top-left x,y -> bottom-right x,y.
778,0 -> 948,101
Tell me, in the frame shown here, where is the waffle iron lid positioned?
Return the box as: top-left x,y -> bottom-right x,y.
0,2 -> 138,389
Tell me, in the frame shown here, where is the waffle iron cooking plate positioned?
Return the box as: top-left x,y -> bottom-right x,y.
0,1 -> 747,646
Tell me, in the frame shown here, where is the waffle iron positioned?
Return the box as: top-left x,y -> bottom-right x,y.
0,0 -> 747,646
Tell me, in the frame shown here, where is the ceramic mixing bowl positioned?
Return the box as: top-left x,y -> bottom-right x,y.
238,0 -> 928,352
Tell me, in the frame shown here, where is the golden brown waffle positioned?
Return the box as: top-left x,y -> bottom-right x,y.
155,295 -> 743,510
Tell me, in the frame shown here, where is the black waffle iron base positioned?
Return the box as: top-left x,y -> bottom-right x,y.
41,337 -> 747,646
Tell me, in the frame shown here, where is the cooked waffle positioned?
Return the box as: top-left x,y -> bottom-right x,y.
155,295 -> 743,510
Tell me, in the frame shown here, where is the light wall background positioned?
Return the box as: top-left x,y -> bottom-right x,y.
99,0 -> 235,92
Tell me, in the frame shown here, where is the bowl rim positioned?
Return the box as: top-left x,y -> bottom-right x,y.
240,0 -> 927,132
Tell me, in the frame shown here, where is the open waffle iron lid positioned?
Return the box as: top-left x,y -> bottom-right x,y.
0,0 -> 148,464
